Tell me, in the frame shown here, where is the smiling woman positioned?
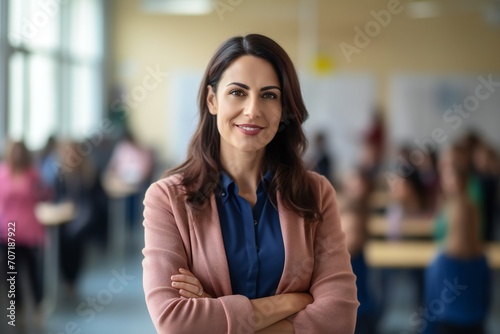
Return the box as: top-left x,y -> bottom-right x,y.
206,56 -> 283,182
142,34 -> 359,334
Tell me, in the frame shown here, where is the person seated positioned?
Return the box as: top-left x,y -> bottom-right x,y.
472,140 -> 499,241
424,164 -> 491,334
434,143 -> 484,241
340,201 -> 377,334
386,169 -> 428,240
339,167 -> 374,211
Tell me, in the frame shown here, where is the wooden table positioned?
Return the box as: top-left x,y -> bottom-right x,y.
35,201 -> 75,315
368,215 -> 434,238
365,240 -> 500,269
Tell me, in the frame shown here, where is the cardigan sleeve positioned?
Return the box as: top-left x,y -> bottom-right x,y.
142,181 -> 254,334
288,175 -> 359,333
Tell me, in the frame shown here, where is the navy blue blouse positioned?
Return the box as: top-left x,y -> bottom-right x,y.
216,171 -> 285,299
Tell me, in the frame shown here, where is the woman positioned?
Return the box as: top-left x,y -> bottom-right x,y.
142,34 -> 358,333
424,162 -> 490,334
0,140 -> 51,327
55,141 -> 99,297
340,201 -> 376,334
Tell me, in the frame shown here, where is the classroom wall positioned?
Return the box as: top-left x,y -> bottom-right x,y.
110,0 -> 500,164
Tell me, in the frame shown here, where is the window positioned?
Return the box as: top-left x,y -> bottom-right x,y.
0,0 -> 8,156
2,0 -> 106,151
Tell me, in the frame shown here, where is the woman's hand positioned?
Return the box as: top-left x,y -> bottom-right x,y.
170,268 -> 213,298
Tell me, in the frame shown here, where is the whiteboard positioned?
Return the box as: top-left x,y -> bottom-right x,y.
389,74 -> 500,153
168,70 -> 203,165
300,73 -> 376,176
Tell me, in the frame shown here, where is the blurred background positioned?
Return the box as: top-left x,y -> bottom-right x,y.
0,0 -> 499,333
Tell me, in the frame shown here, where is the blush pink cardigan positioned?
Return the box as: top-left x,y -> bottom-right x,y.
142,172 -> 359,333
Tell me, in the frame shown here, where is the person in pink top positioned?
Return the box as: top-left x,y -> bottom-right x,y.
0,140 -> 51,325
142,34 -> 358,333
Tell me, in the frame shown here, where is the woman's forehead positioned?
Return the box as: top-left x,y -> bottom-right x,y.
219,56 -> 280,87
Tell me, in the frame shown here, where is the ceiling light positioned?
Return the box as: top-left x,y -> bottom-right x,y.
406,1 -> 442,19
141,0 -> 213,16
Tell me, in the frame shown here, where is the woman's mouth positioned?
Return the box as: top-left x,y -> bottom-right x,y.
235,124 -> 264,135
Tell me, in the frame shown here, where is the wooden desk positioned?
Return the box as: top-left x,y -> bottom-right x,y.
365,240 -> 500,269
368,215 -> 434,238
35,201 -> 75,315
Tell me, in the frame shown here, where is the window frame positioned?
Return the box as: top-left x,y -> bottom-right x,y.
1,0 -> 107,152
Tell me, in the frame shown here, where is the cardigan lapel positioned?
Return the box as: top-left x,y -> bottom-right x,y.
196,195 -> 233,297
274,192 -> 311,294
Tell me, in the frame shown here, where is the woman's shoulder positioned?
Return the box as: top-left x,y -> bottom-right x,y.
147,173 -> 183,192
305,170 -> 336,194
144,173 -> 187,202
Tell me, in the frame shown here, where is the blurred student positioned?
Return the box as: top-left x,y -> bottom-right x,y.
424,164 -> 490,334
341,201 -> 377,334
340,167 -> 374,210
415,150 -> 440,214
435,143 -> 484,241
386,168 -> 428,240
37,135 -> 60,187
361,108 -> 386,179
55,141 -> 100,297
382,149 -> 430,317
106,128 -> 154,230
310,132 -> 334,184
472,141 -> 499,241
0,140 -> 51,327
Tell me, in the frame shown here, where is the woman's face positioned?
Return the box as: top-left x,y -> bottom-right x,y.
207,55 -> 282,157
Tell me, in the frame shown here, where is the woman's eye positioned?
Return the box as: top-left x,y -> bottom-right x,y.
230,89 -> 245,96
262,92 -> 278,99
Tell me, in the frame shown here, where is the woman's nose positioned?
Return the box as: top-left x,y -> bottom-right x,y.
243,96 -> 261,119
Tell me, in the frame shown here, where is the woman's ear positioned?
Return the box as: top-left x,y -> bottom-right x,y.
206,85 -> 217,115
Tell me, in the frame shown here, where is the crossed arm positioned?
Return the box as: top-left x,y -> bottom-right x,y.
171,268 -> 312,333
143,181 -> 315,333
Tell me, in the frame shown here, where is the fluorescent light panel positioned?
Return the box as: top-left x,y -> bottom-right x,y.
142,0 -> 213,15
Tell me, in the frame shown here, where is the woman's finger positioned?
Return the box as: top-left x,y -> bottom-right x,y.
178,268 -> 195,276
171,274 -> 199,286
171,281 -> 194,291
178,288 -> 205,299
171,268 -> 212,298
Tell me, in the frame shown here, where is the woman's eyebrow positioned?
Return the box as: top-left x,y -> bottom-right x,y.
226,82 -> 281,91
226,82 -> 249,89
260,85 -> 281,91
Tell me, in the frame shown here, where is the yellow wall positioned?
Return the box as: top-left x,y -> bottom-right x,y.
110,0 -> 500,164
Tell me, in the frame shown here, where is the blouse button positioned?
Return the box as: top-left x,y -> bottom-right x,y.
221,192 -> 226,197
254,220 -> 258,225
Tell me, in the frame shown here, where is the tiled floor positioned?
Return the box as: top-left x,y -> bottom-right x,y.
44,250 -> 155,334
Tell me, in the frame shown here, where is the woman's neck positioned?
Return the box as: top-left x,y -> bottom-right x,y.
220,148 -> 265,201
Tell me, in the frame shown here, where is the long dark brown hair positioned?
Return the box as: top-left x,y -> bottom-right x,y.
165,34 -> 321,222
